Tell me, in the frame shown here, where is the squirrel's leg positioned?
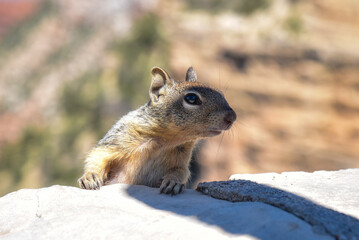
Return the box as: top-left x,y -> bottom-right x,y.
160,142 -> 194,195
78,146 -> 121,190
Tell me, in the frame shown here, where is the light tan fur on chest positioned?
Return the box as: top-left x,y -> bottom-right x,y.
97,138 -> 194,187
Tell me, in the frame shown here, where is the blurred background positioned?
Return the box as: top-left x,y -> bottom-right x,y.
0,0 -> 358,196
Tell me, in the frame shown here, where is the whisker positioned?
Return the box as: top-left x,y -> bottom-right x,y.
223,76 -> 230,95
236,119 -> 248,128
234,108 -> 251,128
231,128 -> 235,140
218,63 -> 222,90
232,125 -> 239,142
215,132 -> 225,163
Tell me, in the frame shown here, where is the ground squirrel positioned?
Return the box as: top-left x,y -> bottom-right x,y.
78,66 -> 236,195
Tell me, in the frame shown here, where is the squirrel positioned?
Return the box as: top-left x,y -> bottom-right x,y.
78,66 -> 236,195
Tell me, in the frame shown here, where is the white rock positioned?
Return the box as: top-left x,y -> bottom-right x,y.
230,168 -> 359,219
0,183 -> 332,240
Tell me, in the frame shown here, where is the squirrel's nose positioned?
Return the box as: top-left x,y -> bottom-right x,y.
223,109 -> 237,126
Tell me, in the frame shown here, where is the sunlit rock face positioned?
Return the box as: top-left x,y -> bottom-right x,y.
3,169 -> 359,239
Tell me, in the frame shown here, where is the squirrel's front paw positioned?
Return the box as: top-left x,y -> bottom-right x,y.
78,172 -> 104,190
160,179 -> 185,195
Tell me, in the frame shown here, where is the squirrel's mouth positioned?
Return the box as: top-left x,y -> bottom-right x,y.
206,122 -> 233,136
207,129 -> 222,136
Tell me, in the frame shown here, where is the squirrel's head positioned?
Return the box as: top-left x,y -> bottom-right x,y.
148,66 -> 236,139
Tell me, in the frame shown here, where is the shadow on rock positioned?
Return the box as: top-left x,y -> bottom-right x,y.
124,181 -> 350,240
197,180 -> 359,240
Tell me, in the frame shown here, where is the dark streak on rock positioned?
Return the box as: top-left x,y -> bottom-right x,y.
197,180 -> 359,240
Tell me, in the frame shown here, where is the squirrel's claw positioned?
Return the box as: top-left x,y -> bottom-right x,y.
172,183 -> 185,196
78,172 -> 103,190
160,179 -> 185,195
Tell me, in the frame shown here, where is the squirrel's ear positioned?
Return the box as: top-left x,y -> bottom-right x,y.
150,67 -> 173,103
185,66 -> 197,82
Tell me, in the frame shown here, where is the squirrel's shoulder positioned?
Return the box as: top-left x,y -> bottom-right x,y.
98,104 -> 150,145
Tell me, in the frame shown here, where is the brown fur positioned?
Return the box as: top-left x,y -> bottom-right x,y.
78,66 -> 236,195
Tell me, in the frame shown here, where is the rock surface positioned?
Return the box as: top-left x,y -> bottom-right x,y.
0,182 -> 334,240
197,169 -> 359,240
230,168 -> 359,219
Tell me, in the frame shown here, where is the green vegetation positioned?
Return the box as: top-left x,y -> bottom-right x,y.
60,70 -> 106,140
0,127 -> 48,185
0,70 -> 106,196
233,0 -> 271,15
111,13 -> 170,107
185,0 -> 271,15
284,11 -> 304,37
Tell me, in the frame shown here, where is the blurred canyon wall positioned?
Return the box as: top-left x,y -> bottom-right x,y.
0,0 -> 358,195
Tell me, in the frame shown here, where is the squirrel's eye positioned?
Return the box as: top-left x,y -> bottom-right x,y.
184,93 -> 201,105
